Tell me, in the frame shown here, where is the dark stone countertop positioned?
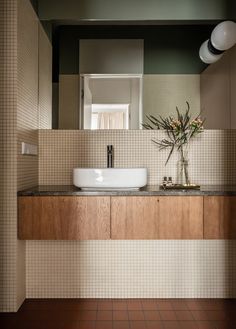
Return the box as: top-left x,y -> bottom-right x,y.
17,185 -> 236,196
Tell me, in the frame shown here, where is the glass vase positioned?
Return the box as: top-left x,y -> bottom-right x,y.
177,144 -> 190,186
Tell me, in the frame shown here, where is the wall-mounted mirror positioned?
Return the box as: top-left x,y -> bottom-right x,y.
50,24 -> 236,130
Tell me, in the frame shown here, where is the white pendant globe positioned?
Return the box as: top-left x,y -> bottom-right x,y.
211,21 -> 236,51
199,40 -> 223,64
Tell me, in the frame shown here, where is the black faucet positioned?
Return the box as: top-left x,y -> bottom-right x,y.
107,145 -> 114,168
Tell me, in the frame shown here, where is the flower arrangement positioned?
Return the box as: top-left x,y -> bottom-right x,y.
143,102 -> 204,185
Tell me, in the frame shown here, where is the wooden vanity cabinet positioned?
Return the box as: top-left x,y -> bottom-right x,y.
111,196 -> 203,239
204,196 -> 236,239
158,196 -> 203,239
19,195 -> 236,240
18,196 -> 110,240
111,196 -> 159,239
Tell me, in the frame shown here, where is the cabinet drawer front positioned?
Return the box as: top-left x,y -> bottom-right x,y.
204,196 -> 236,239
158,196 -> 203,239
18,196 -> 110,240
111,196 -> 159,239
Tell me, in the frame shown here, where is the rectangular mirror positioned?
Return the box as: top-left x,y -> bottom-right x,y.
51,25 -> 234,129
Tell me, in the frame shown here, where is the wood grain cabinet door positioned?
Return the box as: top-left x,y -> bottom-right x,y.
111,196 -> 159,239
158,196 -> 203,239
204,196 -> 236,239
18,196 -> 110,240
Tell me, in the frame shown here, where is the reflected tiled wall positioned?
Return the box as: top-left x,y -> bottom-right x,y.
39,129 -> 236,186
17,0 -> 39,191
38,23 -> 52,129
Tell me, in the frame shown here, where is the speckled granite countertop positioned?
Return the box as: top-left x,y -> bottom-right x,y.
17,185 -> 236,196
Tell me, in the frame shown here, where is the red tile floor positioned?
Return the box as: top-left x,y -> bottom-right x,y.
0,299 -> 236,329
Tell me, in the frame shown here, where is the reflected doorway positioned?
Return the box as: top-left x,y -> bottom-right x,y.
79,74 -> 143,130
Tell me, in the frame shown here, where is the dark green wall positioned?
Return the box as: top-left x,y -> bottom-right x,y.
56,25 -> 211,79
30,0 -> 38,14
41,21 -> 53,42
229,0 -> 236,19
38,0 -> 234,21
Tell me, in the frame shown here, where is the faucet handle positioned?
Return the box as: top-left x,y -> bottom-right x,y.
107,145 -> 114,168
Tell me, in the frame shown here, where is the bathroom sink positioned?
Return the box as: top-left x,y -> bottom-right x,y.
73,168 -> 148,190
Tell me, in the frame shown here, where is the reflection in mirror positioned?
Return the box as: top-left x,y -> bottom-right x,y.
80,74 -> 143,130
53,25 -> 236,129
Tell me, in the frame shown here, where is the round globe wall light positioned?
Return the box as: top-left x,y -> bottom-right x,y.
199,21 -> 236,64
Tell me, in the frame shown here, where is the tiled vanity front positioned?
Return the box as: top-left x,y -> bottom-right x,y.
18,186 -> 236,240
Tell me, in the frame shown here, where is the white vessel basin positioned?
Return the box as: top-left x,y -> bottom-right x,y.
73,168 -> 148,190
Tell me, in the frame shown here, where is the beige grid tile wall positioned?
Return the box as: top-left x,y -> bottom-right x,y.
26,129 -> 236,299
0,0 -> 52,312
0,0 -> 18,312
39,129 -> 236,186
26,240 -> 236,298
16,0 -> 42,312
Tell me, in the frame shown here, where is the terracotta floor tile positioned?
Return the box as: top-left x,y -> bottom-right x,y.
146,320 -> 163,329
196,321 -> 217,329
77,322 -> 96,329
62,310 -> 86,323
113,310 -> 129,321
191,310 -> 208,321
112,299 -> 126,302
78,302 -> 98,310
17,310 -> 48,322
228,300 -> 236,310
62,321 -> 95,329
204,310 -> 228,321
97,299 -> 113,302
225,309 -> 236,320
162,321 -> 181,329
156,301 -> 173,310
127,300 -> 143,310
200,300 -> 227,311
159,311 -> 177,321
77,311 -> 97,321
178,321 -> 198,329
95,321 -> 113,329
0,319 -> 39,329
19,300 -> 54,311
187,300 -> 204,310
175,310 -> 193,320
113,301 -> 127,310
27,324 -> 63,329
130,320 -> 147,329
0,314 -> 21,328
4,298 -> 236,329
113,321 -> 130,329
97,301 -> 112,310
170,300 -> 188,310
142,300 -> 159,310
213,320 -> 236,329
144,311 -> 161,321
129,311 -> 145,320
96,311 -> 112,321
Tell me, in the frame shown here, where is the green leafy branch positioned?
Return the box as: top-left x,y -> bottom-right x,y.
143,102 -> 205,165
